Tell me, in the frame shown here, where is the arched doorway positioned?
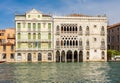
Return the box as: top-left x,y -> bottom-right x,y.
38,53 -> 42,61
79,51 -> 83,62
74,51 -> 78,62
28,53 -> 32,61
56,50 -> 60,62
61,50 -> 65,62
17,53 -> 22,61
48,53 -> 52,61
67,50 -> 72,62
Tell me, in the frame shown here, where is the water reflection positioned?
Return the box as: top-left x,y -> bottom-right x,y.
0,62 -> 120,83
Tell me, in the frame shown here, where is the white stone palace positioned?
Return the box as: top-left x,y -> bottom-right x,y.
15,9 -> 107,62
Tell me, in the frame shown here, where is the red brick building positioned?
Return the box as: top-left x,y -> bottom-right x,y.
108,23 -> 120,51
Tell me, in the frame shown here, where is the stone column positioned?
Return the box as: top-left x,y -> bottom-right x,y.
78,52 -> 79,62
65,53 -> 67,62
60,54 -> 61,62
72,52 -> 74,62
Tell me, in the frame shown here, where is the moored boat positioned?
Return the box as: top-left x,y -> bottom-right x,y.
0,61 -> 6,63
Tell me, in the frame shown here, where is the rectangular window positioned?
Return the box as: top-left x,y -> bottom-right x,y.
48,33 -> 51,39
8,34 -> 10,38
28,43 -> 32,48
17,23 -> 21,28
112,36 -> 114,42
18,33 -> 21,39
3,45 -> 6,51
48,43 -> 51,48
38,23 -> 41,30
38,42 -> 41,48
18,43 -> 21,48
38,15 -> 40,18
28,33 -> 31,39
117,35 -> 119,42
2,53 -> 6,59
94,25 -> 97,27
94,38 -> 97,41
28,23 -> 31,28
33,23 -> 36,31
33,42 -> 37,48
33,33 -> 36,39
10,53 -> 14,59
117,28 -> 119,31
112,29 -> 114,32
48,23 -> 51,29
118,45 -> 119,51
28,15 -> 30,18
38,33 -> 41,39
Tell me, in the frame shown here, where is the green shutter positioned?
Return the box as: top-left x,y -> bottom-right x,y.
38,33 -> 41,39
28,23 -> 31,28
33,23 -> 36,31
18,43 -> 20,48
33,33 -> 36,39
28,43 -> 31,48
38,23 -> 41,30
17,23 -> 21,28
48,43 -> 51,48
38,42 -> 41,48
48,23 -> 51,29
28,33 -> 31,39
18,33 -> 20,39
48,33 -> 51,39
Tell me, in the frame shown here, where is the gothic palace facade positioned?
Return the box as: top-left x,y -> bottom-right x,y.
14,9 -> 107,62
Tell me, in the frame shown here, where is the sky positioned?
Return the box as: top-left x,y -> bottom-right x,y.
0,0 -> 120,29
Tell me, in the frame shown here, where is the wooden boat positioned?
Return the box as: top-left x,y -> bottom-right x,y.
0,61 -> 5,63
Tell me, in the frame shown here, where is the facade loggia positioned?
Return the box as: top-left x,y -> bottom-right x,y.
15,9 -> 107,62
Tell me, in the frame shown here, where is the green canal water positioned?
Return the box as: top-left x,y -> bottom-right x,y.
0,62 -> 120,83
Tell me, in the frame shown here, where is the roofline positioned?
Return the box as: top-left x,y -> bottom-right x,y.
108,22 -> 120,29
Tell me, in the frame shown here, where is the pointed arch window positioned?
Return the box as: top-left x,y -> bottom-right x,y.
61,40 -> 63,46
101,26 -> 105,36
101,39 -> 105,50
86,51 -> 89,60
79,39 -> 82,46
56,25 -> 60,35
102,51 -> 105,59
86,26 -> 90,35
79,26 -> 82,35
86,40 -> 90,50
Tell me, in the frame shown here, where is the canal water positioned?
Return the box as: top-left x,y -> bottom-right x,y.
0,62 -> 120,83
